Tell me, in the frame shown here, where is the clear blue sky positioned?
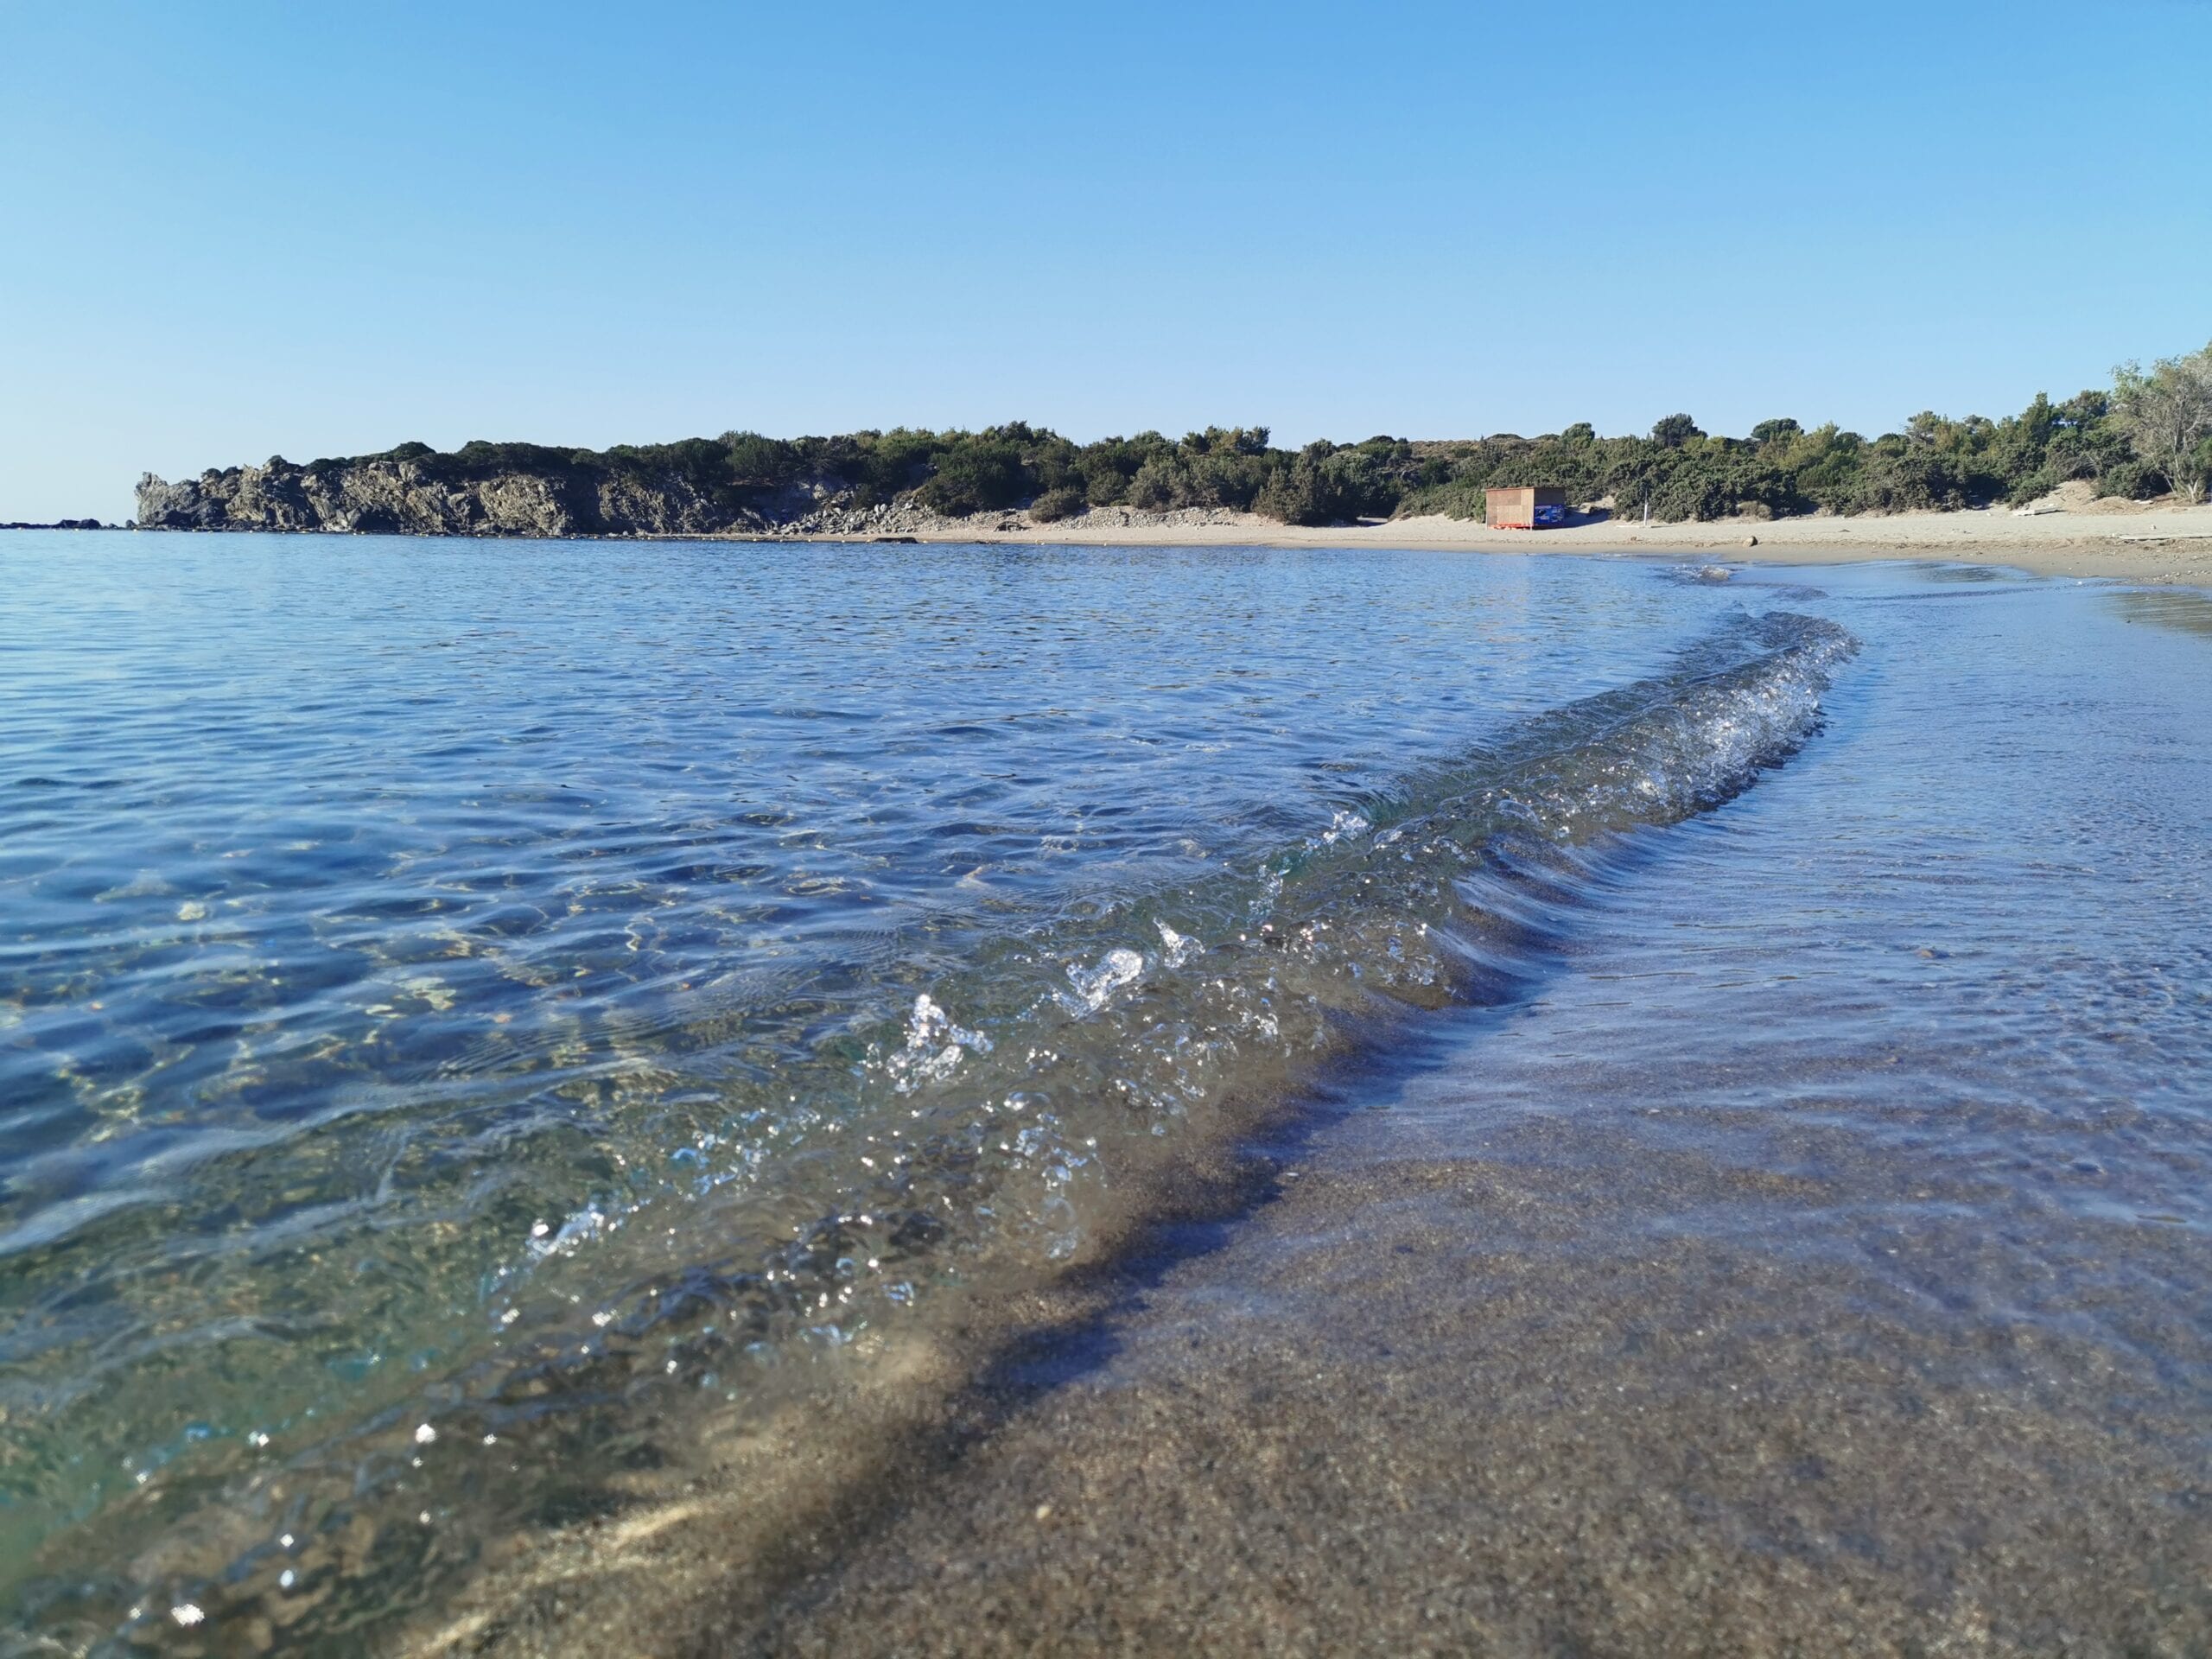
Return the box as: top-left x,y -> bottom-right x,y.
3,0 -> 2207,521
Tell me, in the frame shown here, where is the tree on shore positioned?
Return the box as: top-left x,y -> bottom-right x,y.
2110,342 -> 2212,505
194,340 -> 2210,534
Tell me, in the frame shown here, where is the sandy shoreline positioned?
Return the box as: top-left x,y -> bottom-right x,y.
31,500 -> 2212,585
804,498 -> 2212,586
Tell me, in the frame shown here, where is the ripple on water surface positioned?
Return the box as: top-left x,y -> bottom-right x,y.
3,538 -> 2207,1654
2,535 -> 1733,1629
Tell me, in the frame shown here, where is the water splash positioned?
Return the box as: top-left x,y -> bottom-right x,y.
883,993 -> 994,1091
1058,948 -> 1147,1014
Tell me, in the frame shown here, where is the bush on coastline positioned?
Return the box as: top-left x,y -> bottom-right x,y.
188,343 -> 2212,531
2108,346 -> 2212,506
1389,353 -> 2211,522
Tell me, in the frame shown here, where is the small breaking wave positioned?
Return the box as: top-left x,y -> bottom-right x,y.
15,611 -> 1855,1652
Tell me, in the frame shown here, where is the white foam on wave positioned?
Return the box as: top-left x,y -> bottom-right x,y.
1058,947 -> 1147,1014
1319,808 -> 1372,845
885,992 -> 995,1091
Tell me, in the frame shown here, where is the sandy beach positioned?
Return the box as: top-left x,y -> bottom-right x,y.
847,491 -> 2212,587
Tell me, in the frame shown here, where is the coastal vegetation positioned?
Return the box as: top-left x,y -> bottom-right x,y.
140,344 -> 2212,533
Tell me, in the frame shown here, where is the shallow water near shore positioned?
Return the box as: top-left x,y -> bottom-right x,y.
2,535 -> 2207,1652
716,559 -> 2212,1656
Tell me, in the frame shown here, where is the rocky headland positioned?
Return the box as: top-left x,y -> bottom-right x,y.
132,447 -> 1262,542
135,450 -> 850,538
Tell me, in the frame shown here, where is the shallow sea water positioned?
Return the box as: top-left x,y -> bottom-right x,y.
0,536 -> 2205,1651
714,563 -> 2212,1656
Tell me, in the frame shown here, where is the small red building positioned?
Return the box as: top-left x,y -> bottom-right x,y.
1485,486 -> 1567,529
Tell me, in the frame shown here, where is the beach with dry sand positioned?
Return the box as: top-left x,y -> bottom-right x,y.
831,481 -> 2212,587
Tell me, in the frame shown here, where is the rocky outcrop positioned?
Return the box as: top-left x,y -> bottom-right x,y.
133,458 -> 1277,541
134,457 -> 772,537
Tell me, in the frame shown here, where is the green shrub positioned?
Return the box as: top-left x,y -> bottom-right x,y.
1128,455 -> 1182,511
917,440 -> 1026,514
1029,485 -> 1087,522
277,348 -> 2196,531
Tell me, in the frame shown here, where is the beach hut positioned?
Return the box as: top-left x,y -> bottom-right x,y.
1485,486 -> 1567,529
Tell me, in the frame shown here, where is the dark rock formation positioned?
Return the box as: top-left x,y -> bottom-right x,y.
134,457 -> 757,537
129,451 -> 976,538
132,441 -> 1281,542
